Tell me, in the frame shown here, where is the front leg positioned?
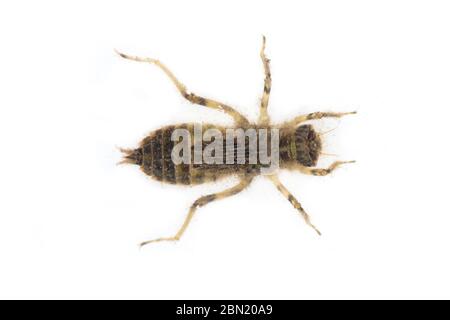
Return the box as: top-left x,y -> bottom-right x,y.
116,50 -> 250,126
298,160 -> 355,176
285,111 -> 356,127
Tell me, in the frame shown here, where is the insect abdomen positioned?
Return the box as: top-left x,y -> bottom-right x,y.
127,124 -> 263,185
137,125 -> 189,184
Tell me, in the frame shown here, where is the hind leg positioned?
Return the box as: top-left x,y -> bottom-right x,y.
116,50 -> 250,126
140,177 -> 253,246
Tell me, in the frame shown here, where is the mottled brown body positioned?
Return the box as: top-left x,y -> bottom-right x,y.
122,123 -> 322,185
117,36 -> 355,246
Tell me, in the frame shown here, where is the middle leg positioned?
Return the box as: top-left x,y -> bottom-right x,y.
258,36 -> 272,126
267,174 -> 321,235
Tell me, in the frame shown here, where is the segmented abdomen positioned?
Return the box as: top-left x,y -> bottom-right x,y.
136,124 -> 298,185
139,125 -> 180,184
137,124 -> 234,185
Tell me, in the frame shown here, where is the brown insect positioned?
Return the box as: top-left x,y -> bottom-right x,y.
116,37 -> 356,246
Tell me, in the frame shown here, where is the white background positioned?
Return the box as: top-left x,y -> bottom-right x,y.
1,0 -> 449,300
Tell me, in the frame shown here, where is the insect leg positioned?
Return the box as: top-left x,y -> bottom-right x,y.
298,160 -> 355,176
258,36 -> 272,126
139,177 -> 253,247
115,50 -> 250,126
285,111 -> 356,127
267,175 -> 321,235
